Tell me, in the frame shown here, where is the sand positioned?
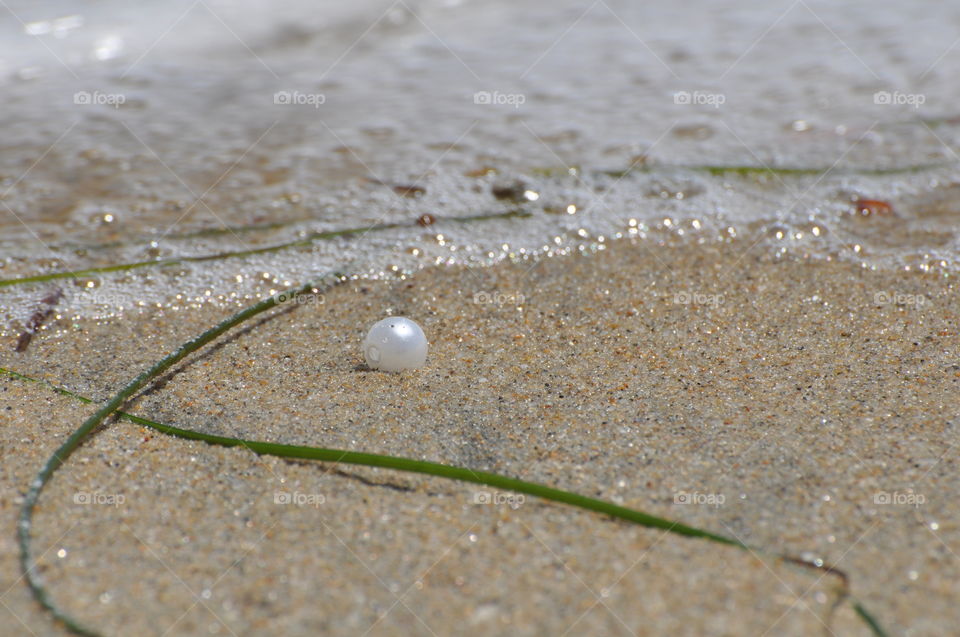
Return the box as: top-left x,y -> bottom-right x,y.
2,236 -> 957,635
4,0 -> 960,633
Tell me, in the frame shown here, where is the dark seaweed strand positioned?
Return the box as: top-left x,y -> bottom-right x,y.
15,270 -> 346,637
4,365 -> 888,637
0,209 -> 530,289
598,160 -> 952,179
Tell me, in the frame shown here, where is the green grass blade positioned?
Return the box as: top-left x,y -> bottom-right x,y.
4,366 -> 888,636
1,367 -> 733,546
854,602 -> 890,637
600,161 -> 952,179
14,269 -> 349,636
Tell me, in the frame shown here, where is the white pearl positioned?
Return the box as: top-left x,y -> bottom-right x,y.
363,317 -> 428,371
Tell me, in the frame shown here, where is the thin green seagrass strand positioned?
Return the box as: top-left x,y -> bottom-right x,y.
16,270 -> 346,636
5,367 -> 889,636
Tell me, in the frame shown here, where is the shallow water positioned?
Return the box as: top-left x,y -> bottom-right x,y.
1,0 -> 959,330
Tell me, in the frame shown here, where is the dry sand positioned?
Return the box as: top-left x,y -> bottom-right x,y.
1,235 -> 957,636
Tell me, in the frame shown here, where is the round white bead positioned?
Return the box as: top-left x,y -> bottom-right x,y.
363,317 -> 428,371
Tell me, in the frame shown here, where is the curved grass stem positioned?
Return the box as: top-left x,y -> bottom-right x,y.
600,161 -> 953,179
14,270 -> 346,636
6,358 -> 887,636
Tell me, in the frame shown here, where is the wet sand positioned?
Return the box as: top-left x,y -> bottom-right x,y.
2,236 -> 957,635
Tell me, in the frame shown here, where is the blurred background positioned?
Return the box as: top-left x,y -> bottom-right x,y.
2,0 -> 959,322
